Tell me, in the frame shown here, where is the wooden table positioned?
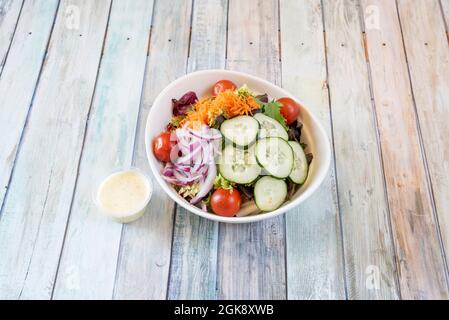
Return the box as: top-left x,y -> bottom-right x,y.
1,0 -> 449,300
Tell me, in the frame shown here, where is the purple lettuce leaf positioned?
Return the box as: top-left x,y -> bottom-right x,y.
172,91 -> 198,116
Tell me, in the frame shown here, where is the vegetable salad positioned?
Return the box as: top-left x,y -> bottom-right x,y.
153,80 -> 312,217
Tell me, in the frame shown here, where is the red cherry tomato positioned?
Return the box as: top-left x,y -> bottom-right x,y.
153,131 -> 176,162
277,97 -> 301,125
210,188 -> 241,217
212,80 -> 237,96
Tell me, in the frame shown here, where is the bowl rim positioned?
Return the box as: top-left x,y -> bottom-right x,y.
145,69 -> 331,223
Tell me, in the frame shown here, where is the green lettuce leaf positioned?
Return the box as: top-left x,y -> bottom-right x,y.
214,173 -> 234,190
262,100 -> 287,130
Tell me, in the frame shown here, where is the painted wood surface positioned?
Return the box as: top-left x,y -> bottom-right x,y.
280,0 -> 345,300
52,0 -> 154,299
167,0 -> 227,300
0,0 -> 449,300
0,0 -> 23,74
441,0 -> 449,30
113,0 -> 193,299
217,0 -> 286,300
187,0 -> 227,73
397,0 -> 449,290
361,0 -> 448,299
0,0 -> 111,299
323,0 -> 399,300
0,0 -> 58,218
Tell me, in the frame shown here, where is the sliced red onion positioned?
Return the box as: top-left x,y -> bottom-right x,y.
192,153 -> 203,172
175,145 -> 202,165
202,142 -> 212,164
209,128 -> 223,140
187,127 -> 222,141
162,175 -> 188,186
180,166 -> 190,173
161,125 -> 220,192
196,164 -> 208,176
190,164 -> 216,204
162,163 -> 174,177
173,170 -> 203,184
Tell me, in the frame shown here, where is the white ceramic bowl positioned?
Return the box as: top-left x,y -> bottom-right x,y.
145,70 -> 331,223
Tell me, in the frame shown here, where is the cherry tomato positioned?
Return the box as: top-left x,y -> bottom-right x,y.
153,131 -> 176,162
277,97 -> 301,125
210,188 -> 241,217
212,80 -> 237,96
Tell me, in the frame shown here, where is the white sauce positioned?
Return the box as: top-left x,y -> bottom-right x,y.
96,170 -> 151,223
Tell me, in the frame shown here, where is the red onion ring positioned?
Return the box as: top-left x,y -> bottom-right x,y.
160,124 -> 222,201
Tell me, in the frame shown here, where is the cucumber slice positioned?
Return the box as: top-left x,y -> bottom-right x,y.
255,138 -> 293,178
254,176 -> 287,211
218,145 -> 261,184
288,141 -> 309,184
253,113 -> 288,140
220,115 -> 259,147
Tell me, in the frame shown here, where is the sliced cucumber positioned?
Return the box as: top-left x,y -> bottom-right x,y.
253,113 -> 288,140
255,138 -> 293,178
220,115 -> 259,147
218,145 -> 261,184
288,141 -> 308,184
254,176 -> 287,211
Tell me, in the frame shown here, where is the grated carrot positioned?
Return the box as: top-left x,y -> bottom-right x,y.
181,90 -> 260,127
214,90 -> 260,117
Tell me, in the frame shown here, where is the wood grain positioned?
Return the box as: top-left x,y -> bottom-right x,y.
187,0 -> 227,73
52,0 -> 154,299
0,0 -> 111,299
323,0 -> 398,299
0,0 -> 58,217
0,0 -> 23,74
0,0 -> 448,300
397,0 -> 449,291
217,0 -> 286,300
361,0 -> 448,299
279,0 -> 345,300
167,0 -> 227,300
441,0 -> 449,30
113,0 -> 193,299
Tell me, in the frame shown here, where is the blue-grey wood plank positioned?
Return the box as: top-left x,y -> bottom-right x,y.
0,0 -> 58,214
323,0 -> 399,299
113,0 -> 193,299
0,0 -> 23,75
280,0 -> 346,300
53,0 -> 154,299
0,0 -> 111,299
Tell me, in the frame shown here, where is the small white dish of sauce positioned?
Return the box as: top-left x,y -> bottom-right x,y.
94,168 -> 152,223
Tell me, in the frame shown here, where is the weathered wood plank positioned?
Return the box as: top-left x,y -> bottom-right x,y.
361,0 -> 448,299
167,0 -> 227,300
323,0 -> 399,299
397,0 -> 449,293
113,0 -> 193,299
217,0 -> 286,300
187,0 -> 227,73
280,0 -> 345,300
168,209 -> 219,300
441,0 -> 449,30
0,0 -> 111,299
0,0 -> 23,74
52,0 -> 154,299
0,0 -> 58,217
